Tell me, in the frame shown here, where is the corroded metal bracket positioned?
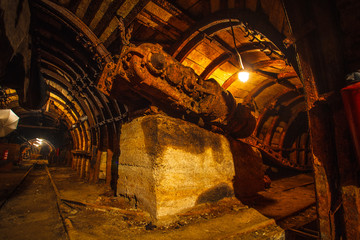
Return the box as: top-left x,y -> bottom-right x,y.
98,43 -> 255,138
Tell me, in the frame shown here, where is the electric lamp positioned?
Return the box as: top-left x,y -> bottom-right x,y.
229,18 -> 250,83
238,70 -> 249,83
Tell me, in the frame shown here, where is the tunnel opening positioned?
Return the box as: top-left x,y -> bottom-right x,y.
22,138 -> 55,164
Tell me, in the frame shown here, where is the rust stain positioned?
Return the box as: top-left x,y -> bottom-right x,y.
98,43 -> 256,139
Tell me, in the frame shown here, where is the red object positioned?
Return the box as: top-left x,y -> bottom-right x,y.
341,82 -> 360,163
3,150 -> 8,160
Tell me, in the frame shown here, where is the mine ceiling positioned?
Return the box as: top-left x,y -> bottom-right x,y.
3,0 -> 311,170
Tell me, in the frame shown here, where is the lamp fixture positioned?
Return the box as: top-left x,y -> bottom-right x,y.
238,70 -> 249,83
229,18 -> 249,83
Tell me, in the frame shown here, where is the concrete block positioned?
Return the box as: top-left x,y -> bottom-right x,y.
117,114 -> 235,220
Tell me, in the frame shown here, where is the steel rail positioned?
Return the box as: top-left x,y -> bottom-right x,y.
0,165 -> 34,210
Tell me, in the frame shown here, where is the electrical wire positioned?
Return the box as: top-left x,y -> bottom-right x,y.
229,18 -> 245,70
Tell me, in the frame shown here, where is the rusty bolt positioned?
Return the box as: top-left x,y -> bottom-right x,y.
150,53 -> 166,70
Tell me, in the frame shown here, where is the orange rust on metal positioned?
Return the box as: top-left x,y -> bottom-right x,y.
252,59 -> 285,69
278,71 -> 298,79
98,43 -> 256,138
61,198 -> 147,217
97,62 -> 116,95
243,79 -> 276,104
221,73 -> 238,90
240,136 -> 311,171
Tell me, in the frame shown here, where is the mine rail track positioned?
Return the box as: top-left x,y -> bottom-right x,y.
277,204 -> 320,239
287,226 -> 319,239
0,165 -> 34,210
45,165 -> 73,240
0,164 -> 71,240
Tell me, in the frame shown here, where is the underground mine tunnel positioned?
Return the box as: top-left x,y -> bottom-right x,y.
0,0 -> 359,239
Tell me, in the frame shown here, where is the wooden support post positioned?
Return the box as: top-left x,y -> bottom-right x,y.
75,156 -> 79,171
88,166 -> 94,183
80,157 -> 85,178
106,149 -> 113,186
85,158 -> 90,180
341,186 -> 360,238
282,0 -> 360,238
76,156 -> 81,175
308,103 -> 340,239
93,150 -> 102,183
71,154 -> 76,170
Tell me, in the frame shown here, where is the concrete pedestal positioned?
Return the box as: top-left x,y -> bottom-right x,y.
117,114 -> 263,221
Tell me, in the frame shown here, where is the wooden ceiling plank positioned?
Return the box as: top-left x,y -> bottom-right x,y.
139,9 -> 182,39
172,21 -> 241,59
99,17 -> 119,43
75,0 -> 91,19
268,0 -> 285,35
104,0 -> 151,47
210,0 -> 221,13
252,59 -> 285,69
229,0 -> 236,9
153,0 -> 195,23
184,0 -> 202,11
89,0 -> 113,30
82,0 -> 104,25
68,0 -> 82,13
246,0 -> 258,12
145,1 -> 191,32
123,0 -> 151,25
93,0 -> 125,36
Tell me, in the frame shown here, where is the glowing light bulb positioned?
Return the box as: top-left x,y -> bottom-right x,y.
238,70 -> 249,83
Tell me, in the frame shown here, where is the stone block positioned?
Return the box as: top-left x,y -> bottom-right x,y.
117,114 -> 235,220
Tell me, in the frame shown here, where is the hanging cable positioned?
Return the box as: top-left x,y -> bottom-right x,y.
229,18 -> 249,83
229,18 -> 244,70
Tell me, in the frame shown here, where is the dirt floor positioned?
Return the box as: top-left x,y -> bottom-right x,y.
0,165 -> 317,240
0,166 -> 67,240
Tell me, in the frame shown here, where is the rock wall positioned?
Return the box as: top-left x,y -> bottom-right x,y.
0,0 -> 31,81
0,0 -> 48,109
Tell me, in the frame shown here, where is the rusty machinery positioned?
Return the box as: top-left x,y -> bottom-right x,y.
98,43 -> 255,139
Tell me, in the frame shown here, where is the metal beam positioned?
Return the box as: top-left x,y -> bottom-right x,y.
18,124 -> 60,130
200,53 -> 232,79
171,10 -> 287,64
35,0 -> 112,63
252,59 -> 285,69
